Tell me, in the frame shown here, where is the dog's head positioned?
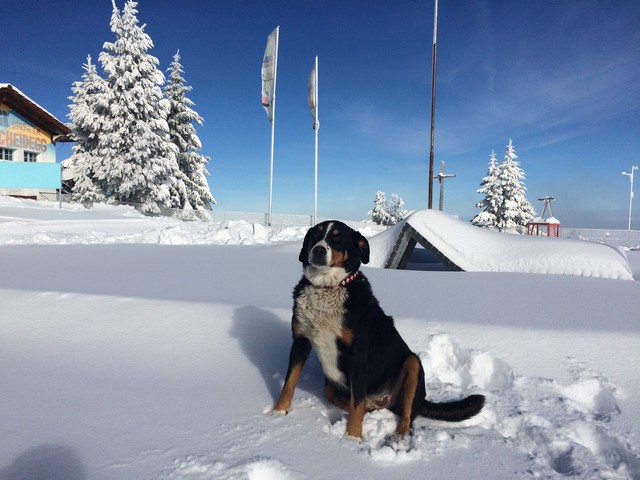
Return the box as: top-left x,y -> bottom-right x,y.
299,220 -> 370,287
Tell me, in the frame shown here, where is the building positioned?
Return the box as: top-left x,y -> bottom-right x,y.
0,83 -> 71,199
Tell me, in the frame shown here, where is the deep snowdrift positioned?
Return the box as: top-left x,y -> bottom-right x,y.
2,197 -> 632,280
1,197 -> 639,480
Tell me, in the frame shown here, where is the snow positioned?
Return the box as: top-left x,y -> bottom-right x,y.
1,196 -> 639,480
369,210 -> 634,280
0,83 -> 60,123
532,216 -> 561,225
0,198 -> 308,246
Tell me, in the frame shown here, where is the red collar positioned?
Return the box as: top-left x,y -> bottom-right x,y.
337,270 -> 360,287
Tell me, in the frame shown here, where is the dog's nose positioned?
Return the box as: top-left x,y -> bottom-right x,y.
312,245 -> 328,257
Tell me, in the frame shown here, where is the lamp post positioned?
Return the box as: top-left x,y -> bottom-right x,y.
622,165 -> 638,246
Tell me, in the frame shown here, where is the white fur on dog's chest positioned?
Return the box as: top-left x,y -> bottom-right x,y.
295,285 -> 349,387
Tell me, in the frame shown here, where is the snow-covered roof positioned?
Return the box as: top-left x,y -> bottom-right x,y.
0,83 -> 71,139
530,216 -> 561,224
368,210 -> 633,280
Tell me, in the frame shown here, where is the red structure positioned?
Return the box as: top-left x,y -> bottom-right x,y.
527,221 -> 560,237
527,196 -> 561,237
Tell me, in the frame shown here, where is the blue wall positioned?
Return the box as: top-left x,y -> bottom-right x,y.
0,162 -> 61,189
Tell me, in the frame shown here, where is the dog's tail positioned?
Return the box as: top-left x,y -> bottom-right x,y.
418,394 -> 485,422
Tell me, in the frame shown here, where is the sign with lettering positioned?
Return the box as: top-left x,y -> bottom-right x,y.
0,105 -> 56,163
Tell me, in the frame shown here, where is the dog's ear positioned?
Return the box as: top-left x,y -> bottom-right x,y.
354,232 -> 370,264
299,227 -> 314,263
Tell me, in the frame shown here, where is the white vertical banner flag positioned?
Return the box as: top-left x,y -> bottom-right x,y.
262,27 -> 279,225
307,56 -> 319,130
309,56 -> 319,223
261,27 -> 279,123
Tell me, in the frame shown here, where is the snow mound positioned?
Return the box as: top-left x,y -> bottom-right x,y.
483,354 -> 638,479
305,331 -> 639,478
368,210 -> 633,280
0,197 -> 308,246
161,456 -> 293,480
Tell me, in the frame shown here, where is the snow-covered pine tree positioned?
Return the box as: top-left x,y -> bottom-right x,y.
68,55 -> 110,204
471,149 -> 502,228
368,191 -> 406,226
164,50 -> 215,210
496,139 -> 536,232
97,0 -> 180,213
388,193 -> 407,225
369,191 -> 391,226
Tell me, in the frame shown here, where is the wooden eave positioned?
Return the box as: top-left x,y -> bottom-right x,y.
0,84 -> 71,141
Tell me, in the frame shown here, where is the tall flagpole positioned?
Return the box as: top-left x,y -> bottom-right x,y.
267,27 -> 280,226
313,56 -> 319,225
428,0 -> 438,209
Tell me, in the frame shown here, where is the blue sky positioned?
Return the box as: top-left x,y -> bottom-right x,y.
3,0 -> 639,228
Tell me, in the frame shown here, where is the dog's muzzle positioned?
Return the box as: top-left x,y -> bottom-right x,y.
310,242 -> 331,267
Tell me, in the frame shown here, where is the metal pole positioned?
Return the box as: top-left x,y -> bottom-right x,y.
428,0 -> 438,209
622,165 -> 637,245
438,177 -> 444,211
268,112 -> 275,226
313,55 -> 319,225
628,173 -> 632,233
58,165 -> 62,209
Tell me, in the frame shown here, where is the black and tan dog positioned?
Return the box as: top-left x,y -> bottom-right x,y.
271,220 -> 485,441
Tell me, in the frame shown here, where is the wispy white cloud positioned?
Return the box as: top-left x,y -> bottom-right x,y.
431,1 -> 640,161
435,41 -> 639,159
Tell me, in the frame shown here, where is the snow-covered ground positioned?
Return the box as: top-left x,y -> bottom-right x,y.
1,197 -> 639,480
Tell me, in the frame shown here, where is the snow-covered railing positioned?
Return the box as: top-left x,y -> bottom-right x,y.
207,210 -> 314,226
563,228 -> 640,249
35,195 -> 383,230
174,209 -> 374,229
38,195 -> 640,248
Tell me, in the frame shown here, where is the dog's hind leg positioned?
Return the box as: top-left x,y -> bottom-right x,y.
393,354 -> 425,436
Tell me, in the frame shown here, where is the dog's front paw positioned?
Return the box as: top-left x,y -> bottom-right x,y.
385,434 -> 412,452
268,408 -> 288,417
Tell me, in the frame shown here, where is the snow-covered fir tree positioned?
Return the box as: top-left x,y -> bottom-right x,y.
471,150 -> 501,228
369,191 -> 391,226
388,193 -> 408,225
164,50 -> 215,210
472,140 -> 536,232
368,191 -> 406,226
496,139 -> 536,231
68,55 -> 110,204
95,0 -> 181,213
